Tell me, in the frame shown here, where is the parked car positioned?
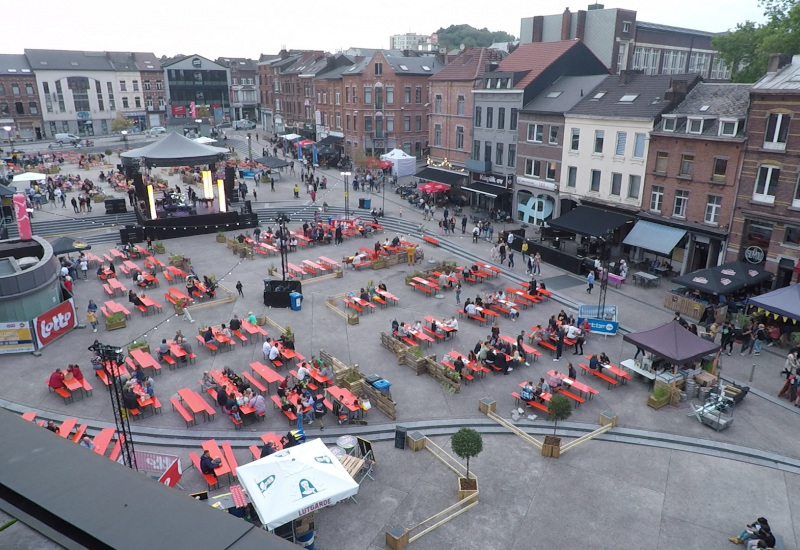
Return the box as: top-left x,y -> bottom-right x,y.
233,120 -> 256,130
215,122 -> 232,129
149,126 -> 167,135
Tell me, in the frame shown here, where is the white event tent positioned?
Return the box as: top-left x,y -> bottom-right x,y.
380,148 -> 416,177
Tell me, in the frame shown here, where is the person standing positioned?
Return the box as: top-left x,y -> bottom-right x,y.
508,251 -> 514,269
71,197 -> 79,213
554,326 -> 565,362
739,324 -> 754,355
461,216 -> 467,234
455,281 -> 462,304
533,252 -> 541,275
586,270 -> 595,294
178,298 -> 195,323
752,323 -> 767,356
236,281 -> 243,297
720,322 -> 735,356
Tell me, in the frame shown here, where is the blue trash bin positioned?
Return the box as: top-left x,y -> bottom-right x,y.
289,291 -> 303,311
373,379 -> 391,395
363,198 -> 371,209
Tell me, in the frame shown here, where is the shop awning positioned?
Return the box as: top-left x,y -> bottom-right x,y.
461,181 -> 508,198
316,135 -> 342,147
547,206 -> 636,238
415,167 -> 467,188
623,220 -> 686,255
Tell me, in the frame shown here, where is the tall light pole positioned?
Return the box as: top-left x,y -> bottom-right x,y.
121,130 -> 129,150
195,118 -> 203,137
340,171 -> 351,219
247,132 -> 252,161
2,125 -> 13,152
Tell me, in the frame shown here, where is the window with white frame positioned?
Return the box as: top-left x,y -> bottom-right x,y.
527,123 -> 543,142
662,50 -> 687,75
546,162 -> 556,181
434,123 -> 442,146
457,95 -> 464,115
793,175 -> 800,208
386,86 -> 393,104
590,169 -> 601,191
632,47 -> 660,75
570,128 -> 580,150
764,113 -> 790,150
495,142 -> 503,166
456,126 -> 464,149
633,133 -> 646,158
679,154 -> 694,177
474,106 -> 482,127
508,144 -> 516,167
754,165 -> 780,204
655,151 -> 668,173
486,107 -> 493,128
435,94 -> 442,114
628,175 -> 641,198
673,189 -> 689,217
662,117 -> 676,132
497,107 -> 505,130
710,58 -> 731,80
689,52 -> 711,75
623,21 -> 631,33
719,119 -> 738,137
473,139 -> 480,160
524,158 -> 541,178
705,195 -> 722,224
687,118 -> 704,134
594,130 -> 604,154
650,185 -> 664,212
611,172 -> 622,195
566,166 -> 577,188
549,126 -> 559,145
615,132 -> 627,156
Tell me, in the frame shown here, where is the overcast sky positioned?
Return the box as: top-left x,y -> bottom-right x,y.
7,0 -> 767,60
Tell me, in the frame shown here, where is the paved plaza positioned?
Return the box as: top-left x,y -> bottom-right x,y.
2,132 -> 800,549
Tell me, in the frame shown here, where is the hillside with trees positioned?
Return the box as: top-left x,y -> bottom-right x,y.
434,24 -> 515,51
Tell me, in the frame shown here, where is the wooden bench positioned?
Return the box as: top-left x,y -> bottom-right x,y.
538,340 -> 557,354
393,331 -> 418,347
441,360 -> 474,384
188,451 -> 219,490
556,387 -> 585,406
170,398 -> 195,427
422,326 -> 444,341
409,283 -> 431,295
196,335 -> 218,355
81,379 -> 93,396
422,235 -> 440,246
270,395 -> 297,422
53,387 -> 73,404
511,392 -> 548,413
491,304 -> 511,317
229,412 -> 243,430
468,314 -> 486,326
71,424 -> 88,443
163,270 -> 173,284
96,369 -> 111,386
103,284 -> 114,296
127,407 -> 140,420
241,371 -> 267,395
290,370 -> 318,391
372,295 -> 387,308
579,363 -> 619,389
232,330 -> 248,345
151,396 -> 162,414
344,299 -> 362,313
249,445 -> 263,460
108,434 -> 125,462
137,305 -> 148,316
164,293 -> 177,305
162,354 -> 177,368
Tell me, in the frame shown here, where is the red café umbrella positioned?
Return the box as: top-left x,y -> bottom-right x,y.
379,160 -> 393,170
295,139 -> 314,148
365,158 -> 381,169
419,182 -> 450,194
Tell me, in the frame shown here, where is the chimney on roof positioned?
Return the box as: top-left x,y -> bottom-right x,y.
561,8 -> 572,40
486,62 -> 499,73
618,69 -> 642,85
767,53 -> 793,73
587,2 -> 605,10
532,16 -> 544,42
665,79 -> 689,103
576,10 -> 587,41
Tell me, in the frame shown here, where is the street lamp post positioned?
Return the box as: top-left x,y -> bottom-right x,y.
340,171 -> 351,219
247,132 -> 252,161
3,125 -> 14,153
121,130 -> 129,150
195,118 -> 203,137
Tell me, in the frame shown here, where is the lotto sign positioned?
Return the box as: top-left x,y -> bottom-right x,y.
33,299 -> 77,348
0,321 -> 35,354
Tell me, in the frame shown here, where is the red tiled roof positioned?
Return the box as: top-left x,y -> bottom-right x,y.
429,47 -> 505,82
498,40 -> 585,90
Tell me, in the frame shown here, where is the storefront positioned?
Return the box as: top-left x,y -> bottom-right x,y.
462,172 -> 512,217
123,111 -> 147,132
515,176 -> 557,226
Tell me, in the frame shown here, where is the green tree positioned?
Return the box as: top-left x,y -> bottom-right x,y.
434,24 -> 515,51
451,428 -> 483,480
547,393 -> 572,435
111,116 -> 134,132
713,1 -> 800,82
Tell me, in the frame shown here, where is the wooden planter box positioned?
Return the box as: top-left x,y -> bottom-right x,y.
105,319 -> 127,331
216,235 -> 227,243
92,194 -> 106,203
542,435 -> 561,458
347,314 -> 360,325
154,245 -> 165,254
128,344 -> 150,354
335,269 -> 344,278
457,477 -> 478,501
647,394 -> 670,409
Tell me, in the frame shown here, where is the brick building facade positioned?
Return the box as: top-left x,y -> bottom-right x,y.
728,55 -> 800,288
0,54 -> 43,141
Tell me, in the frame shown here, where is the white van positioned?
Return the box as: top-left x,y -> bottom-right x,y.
54,133 -> 80,145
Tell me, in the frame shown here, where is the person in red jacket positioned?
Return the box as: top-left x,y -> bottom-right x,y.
48,368 -> 65,389
67,364 -> 84,381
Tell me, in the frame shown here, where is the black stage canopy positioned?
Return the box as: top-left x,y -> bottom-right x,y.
547,206 -> 636,238
671,261 -> 773,296
415,167 -> 467,187
120,132 -> 229,168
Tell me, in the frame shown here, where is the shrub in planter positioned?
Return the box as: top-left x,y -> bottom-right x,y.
216,231 -> 227,243
128,340 -> 150,354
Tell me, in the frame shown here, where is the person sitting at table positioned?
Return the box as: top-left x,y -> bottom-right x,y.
260,441 -> 276,458
229,315 -> 241,331
453,356 -> 465,375
540,377 -> 551,395
511,345 -> 524,369
277,376 -> 289,398
397,322 -> 409,338
128,290 -> 144,308
548,371 -> 564,389
45,420 -> 59,433
483,348 -> 497,371
359,288 -> 370,302
200,449 -> 222,477
568,362 -> 577,380
297,363 -> 310,382
530,325 -> 544,344
201,371 -> 216,391
48,368 -> 65,390
589,354 -> 602,371
378,281 -> 387,292
521,381 -> 537,401
157,339 -> 170,361
278,333 -> 295,351
599,352 -> 611,365
475,295 -> 483,307
445,316 -> 459,333
80,436 -> 95,450
203,326 -> 214,343
219,323 -> 232,340
465,302 -> 478,317
268,341 -> 281,363
528,278 -> 538,295
108,262 -> 116,275
143,379 -> 154,398
186,278 -> 199,296
539,281 -> 547,291
122,386 -> 140,410
67,364 -> 84,381
509,304 -> 519,321
412,320 -> 423,333
301,394 -> 316,424
247,311 -> 257,325
391,234 -> 401,247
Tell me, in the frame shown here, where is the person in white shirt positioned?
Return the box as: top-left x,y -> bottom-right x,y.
412,321 -> 422,333
445,317 -> 459,332
297,363 -> 310,381
262,340 -> 273,360
465,302 -> 478,316
398,323 -> 409,337
566,324 -> 581,341
268,344 -> 281,362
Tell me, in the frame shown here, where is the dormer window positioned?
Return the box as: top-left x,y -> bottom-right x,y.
663,117 -> 676,132
719,119 -> 738,137
687,118 -> 704,134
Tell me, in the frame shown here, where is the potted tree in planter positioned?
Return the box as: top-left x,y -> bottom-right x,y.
543,393 -> 572,458
451,428 -> 482,500
647,385 -> 671,409
103,311 -> 126,331
216,231 -> 227,243
154,241 -> 166,254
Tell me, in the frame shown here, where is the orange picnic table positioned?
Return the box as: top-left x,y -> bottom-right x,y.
250,361 -> 284,385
